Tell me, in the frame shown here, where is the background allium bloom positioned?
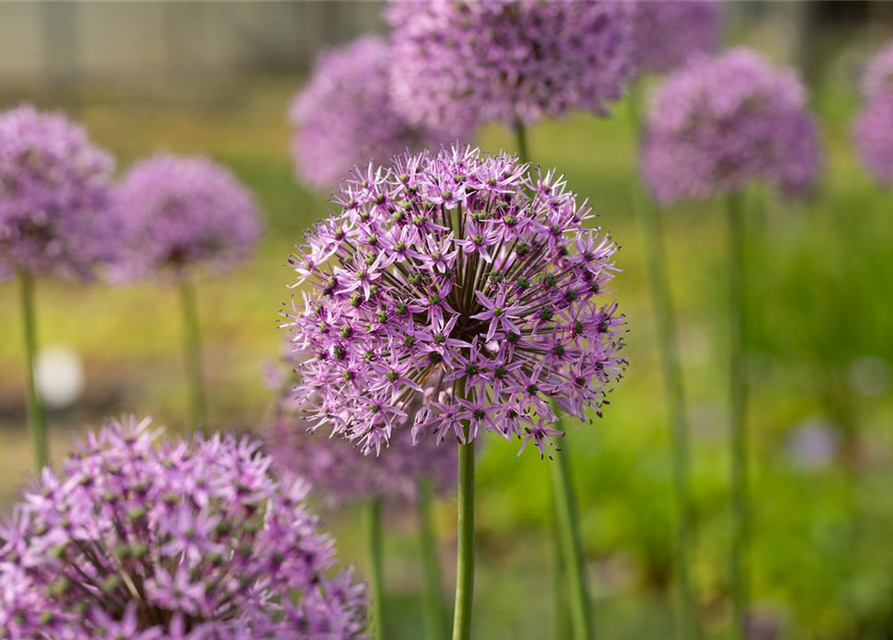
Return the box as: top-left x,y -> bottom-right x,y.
854,94 -> 893,186
641,48 -> 822,205
284,146 -> 626,456
630,0 -> 720,75
0,416 -> 367,640
113,154 -> 262,280
861,41 -> 893,99
386,0 -> 634,130
290,35 -> 466,191
0,104 -> 115,280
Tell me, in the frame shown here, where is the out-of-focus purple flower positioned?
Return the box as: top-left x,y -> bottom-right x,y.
630,0 -> 720,75
386,0 -> 634,131
786,418 -> 841,471
854,95 -> 893,186
641,48 -> 822,205
283,146 -> 626,457
0,416 -> 367,640
290,36 -> 467,191
861,41 -> 893,99
0,104 -> 115,280
112,154 -> 262,280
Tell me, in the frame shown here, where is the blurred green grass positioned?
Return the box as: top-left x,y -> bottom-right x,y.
0,77 -> 892,640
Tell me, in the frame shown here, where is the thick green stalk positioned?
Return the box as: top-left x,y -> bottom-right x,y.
628,87 -> 699,640
549,421 -> 596,640
177,276 -> 207,430
726,193 -> 750,640
513,118 -> 530,163
18,269 -> 48,470
550,496 -> 573,640
365,498 -> 386,640
452,377 -> 475,640
417,480 -> 446,640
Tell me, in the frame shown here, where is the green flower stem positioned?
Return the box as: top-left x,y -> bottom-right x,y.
177,276 -> 207,430
18,269 -> 48,470
549,418 -> 596,640
726,193 -> 750,640
365,498 -> 386,640
417,480 -> 446,640
452,376 -> 475,640
550,484 -> 573,640
628,86 -> 699,639
513,118 -> 530,163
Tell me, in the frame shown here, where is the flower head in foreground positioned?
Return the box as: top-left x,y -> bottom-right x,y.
861,40 -> 893,99
0,416 -> 367,640
112,154 -> 262,280
284,146 -> 626,457
0,104 -> 115,280
290,35 -> 469,191
630,0 -> 720,75
386,0 -> 634,131
641,48 -> 822,205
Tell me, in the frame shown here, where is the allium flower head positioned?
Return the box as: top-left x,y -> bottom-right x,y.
861,41 -> 893,99
641,48 -> 822,205
113,154 -> 262,280
0,104 -> 116,280
854,94 -> 893,186
284,146 -> 626,457
386,0 -> 634,131
290,35 -> 468,191
0,416 -> 367,640
630,0 -> 720,75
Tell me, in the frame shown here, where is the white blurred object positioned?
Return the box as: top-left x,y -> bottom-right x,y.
847,356 -> 891,397
35,345 -> 85,409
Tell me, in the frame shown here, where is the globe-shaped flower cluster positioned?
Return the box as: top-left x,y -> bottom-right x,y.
0,104 -> 116,280
0,416 -> 367,640
630,0 -> 720,75
113,154 -> 262,280
290,36 -> 466,191
284,146 -> 626,457
386,0 -> 634,132
641,48 -> 822,205
854,41 -> 893,186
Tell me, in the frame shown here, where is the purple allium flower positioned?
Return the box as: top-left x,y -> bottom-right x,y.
112,154 -> 262,280
630,0 -> 720,75
0,416 -> 367,640
641,48 -> 822,205
0,104 -> 116,280
290,36 -> 468,191
854,94 -> 893,186
283,146 -> 626,457
385,0 -> 634,131
861,41 -> 893,99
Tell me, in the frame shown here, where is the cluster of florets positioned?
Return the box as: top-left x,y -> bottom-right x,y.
854,41 -> 893,186
0,416 -> 367,640
284,146 -> 626,457
641,48 -> 822,204
630,0 -> 720,75
290,36 -> 467,191
266,383 -> 456,507
112,154 -> 262,280
385,0 -> 634,132
0,104 -> 116,280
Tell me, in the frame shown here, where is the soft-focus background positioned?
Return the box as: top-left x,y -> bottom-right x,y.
1,3 -> 893,639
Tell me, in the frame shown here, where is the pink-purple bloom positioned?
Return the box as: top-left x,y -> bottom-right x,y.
290,35 -> 467,191
630,0 -> 720,75
386,0 -> 634,131
0,416 -> 367,640
112,154 -> 262,280
854,43 -> 893,186
641,48 -> 822,205
0,104 -> 116,280
861,41 -> 893,99
283,146 -> 626,457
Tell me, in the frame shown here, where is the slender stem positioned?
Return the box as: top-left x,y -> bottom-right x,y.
726,193 -> 750,640
18,269 -> 48,470
177,276 -> 207,430
628,85 -> 699,640
417,480 -> 446,640
549,423 -> 596,640
513,118 -> 530,164
365,498 -> 386,640
550,486 -> 573,640
452,376 -> 475,640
